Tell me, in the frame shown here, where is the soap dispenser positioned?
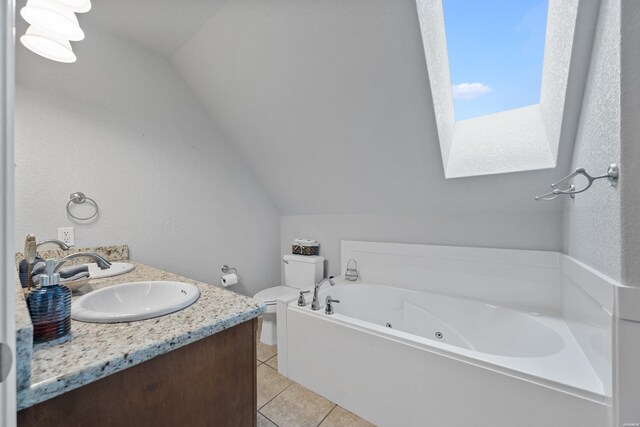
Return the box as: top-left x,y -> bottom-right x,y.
26,259 -> 72,342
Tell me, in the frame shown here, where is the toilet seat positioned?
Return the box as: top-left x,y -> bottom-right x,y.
254,286 -> 306,305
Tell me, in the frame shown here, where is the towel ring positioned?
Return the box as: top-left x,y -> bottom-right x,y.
66,192 -> 99,221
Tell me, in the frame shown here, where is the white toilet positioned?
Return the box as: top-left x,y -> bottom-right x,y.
254,254 -> 324,345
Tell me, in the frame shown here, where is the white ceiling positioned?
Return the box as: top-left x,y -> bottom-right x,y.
77,0 -> 230,57
26,0 -> 570,217
170,0 -> 571,215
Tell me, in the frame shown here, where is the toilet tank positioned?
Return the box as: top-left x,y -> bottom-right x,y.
283,255 -> 324,288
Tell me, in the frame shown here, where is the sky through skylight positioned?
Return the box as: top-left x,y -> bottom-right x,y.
443,0 -> 548,121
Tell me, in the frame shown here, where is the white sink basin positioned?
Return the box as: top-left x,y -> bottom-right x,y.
85,262 -> 135,279
71,281 -> 200,323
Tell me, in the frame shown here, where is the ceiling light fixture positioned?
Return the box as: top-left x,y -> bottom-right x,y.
20,0 -> 85,41
19,0 -> 91,63
54,0 -> 91,13
20,25 -> 77,63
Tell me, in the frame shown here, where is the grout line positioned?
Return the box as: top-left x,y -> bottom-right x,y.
316,404 -> 338,427
259,382 -> 293,411
256,352 -> 275,363
258,362 -> 340,427
258,365 -> 293,411
258,410 -> 280,427
265,354 -> 277,367
257,351 -> 277,364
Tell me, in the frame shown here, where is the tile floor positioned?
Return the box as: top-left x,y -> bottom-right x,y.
256,320 -> 374,427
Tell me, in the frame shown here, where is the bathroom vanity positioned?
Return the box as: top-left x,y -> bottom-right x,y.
14,246 -> 265,426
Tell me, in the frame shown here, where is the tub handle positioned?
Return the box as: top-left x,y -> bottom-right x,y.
298,290 -> 311,307
325,296 -> 340,315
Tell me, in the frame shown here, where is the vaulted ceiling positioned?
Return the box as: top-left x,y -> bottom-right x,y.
73,0 -> 573,216
81,0 -> 230,57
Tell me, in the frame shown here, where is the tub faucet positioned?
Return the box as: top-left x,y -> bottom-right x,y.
53,252 -> 112,272
311,276 -> 335,311
324,296 -> 340,315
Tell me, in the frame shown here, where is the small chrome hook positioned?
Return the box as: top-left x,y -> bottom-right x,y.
534,184 -> 575,201
551,164 -> 618,195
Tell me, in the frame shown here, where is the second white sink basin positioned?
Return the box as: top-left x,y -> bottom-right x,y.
71,281 -> 200,323
85,262 -> 135,279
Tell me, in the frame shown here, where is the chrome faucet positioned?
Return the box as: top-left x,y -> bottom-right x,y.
324,296 -> 340,315
311,276 -> 335,311
54,252 -> 112,272
298,290 -> 311,307
36,239 -> 70,251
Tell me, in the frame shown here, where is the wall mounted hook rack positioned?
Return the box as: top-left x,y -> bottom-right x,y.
534,164 -> 618,201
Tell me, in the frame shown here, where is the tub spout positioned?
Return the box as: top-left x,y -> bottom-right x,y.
311,276 -> 335,310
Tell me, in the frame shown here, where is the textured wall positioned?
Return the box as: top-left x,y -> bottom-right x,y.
14,24 -> 281,297
415,0 -> 454,166
447,105 -> 555,178
616,0 -> 640,416
539,0 -> 579,160
620,0 -> 640,288
562,0 -> 621,281
173,0 -> 566,271
172,0 -> 568,215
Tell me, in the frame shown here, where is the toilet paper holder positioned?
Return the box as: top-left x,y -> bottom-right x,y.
220,265 -> 239,287
221,265 -> 237,275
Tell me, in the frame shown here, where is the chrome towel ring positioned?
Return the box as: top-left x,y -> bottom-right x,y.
66,192 -> 99,221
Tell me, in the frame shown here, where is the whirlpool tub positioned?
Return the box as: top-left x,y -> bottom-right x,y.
279,283 -> 609,427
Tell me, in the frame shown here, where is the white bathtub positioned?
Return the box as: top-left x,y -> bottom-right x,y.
317,283 -> 565,358
280,283 -> 609,427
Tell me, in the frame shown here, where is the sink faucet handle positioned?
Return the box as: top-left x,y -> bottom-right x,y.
297,290 -> 311,307
324,295 -> 340,315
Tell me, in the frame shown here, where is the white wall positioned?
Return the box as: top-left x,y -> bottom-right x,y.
171,0 -> 567,281
620,0 -> 640,289
561,0 -> 621,281
282,210 -> 562,279
615,1 -> 640,425
173,0 -> 569,213
14,21 -> 281,296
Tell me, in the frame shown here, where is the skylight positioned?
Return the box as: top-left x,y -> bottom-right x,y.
443,0 -> 549,121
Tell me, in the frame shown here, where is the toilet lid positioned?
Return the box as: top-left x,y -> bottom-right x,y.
254,286 -> 307,303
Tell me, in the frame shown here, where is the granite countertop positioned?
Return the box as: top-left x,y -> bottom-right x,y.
15,247 -> 265,410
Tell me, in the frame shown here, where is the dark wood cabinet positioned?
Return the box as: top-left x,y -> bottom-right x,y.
19,318 -> 258,427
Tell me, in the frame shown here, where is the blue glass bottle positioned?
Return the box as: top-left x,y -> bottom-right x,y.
27,259 -> 72,342
19,256 -> 43,287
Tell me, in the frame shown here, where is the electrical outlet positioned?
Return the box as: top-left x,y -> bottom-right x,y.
57,227 -> 75,247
